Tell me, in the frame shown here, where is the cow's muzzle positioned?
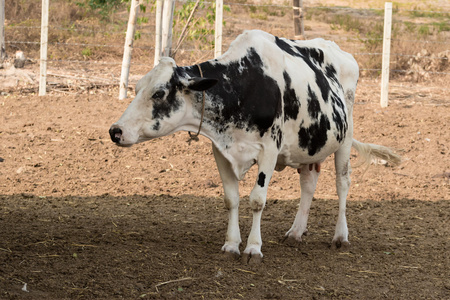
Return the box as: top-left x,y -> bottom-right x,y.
109,126 -> 122,144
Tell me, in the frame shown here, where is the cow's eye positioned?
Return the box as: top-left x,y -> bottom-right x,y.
152,90 -> 165,99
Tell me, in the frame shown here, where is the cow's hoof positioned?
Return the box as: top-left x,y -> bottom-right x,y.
282,230 -> 308,246
331,238 -> 350,250
221,244 -> 240,257
242,247 -> 263,264
242,252 -> 263,264
282,235 -> 304,248
223,250 -> 240,260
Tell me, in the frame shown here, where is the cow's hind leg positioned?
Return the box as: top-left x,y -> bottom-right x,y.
242,154 -> 277,264
332,141 -> 352,249
331,87 -> 355,249
212,145 -> 241,258
284,164 -> 320,244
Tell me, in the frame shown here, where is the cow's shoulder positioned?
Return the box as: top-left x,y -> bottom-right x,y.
230,30 -> 275,49
217,30 -> 282,66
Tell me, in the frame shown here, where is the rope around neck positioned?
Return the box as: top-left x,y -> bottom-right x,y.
187,64 -> 206,143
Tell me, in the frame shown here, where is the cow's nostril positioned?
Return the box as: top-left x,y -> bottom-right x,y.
109,127 -> 122,144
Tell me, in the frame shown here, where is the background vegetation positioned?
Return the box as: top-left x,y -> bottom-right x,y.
4,0 -> 449,80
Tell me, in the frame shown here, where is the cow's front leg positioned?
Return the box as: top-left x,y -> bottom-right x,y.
212,145 -> 241,258
284,164 -> 320,244
243,158 -> 276,264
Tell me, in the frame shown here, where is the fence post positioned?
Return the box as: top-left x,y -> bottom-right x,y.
161,0 -> 174,57
0,0 -> 5,62
119,0 -> 140,100
214,0 -> 223,58
380,2 -> 392,108
39,0 -> 49,96
154,0 -> 163,66
293,0 -> 304,38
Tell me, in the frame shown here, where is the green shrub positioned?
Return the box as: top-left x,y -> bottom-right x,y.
76,0 -> 125,21
81,47 -> 92,56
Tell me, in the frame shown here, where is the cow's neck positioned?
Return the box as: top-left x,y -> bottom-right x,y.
179,63 -> 225,143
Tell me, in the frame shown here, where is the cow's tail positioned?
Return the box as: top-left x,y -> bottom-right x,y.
351,139 -> 402,167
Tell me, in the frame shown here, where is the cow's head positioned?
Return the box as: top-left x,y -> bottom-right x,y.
109,57 -> 217,146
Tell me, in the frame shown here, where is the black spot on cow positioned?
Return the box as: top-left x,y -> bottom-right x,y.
297,47 -> 325,66
152,72 -> 183,120
332,108 -> 344,142
257,172 -> 266,187
274,37 -> 333,103
307,85 -> 320,120
325,64 -> 339,86
293,45 -> 331,103
275,37 -> 298,57
271,124 -> 283,150
275,38 -> 346,147
277,129 -> 283,150
152,120 -> 161,131
188,48 -> 282,137
330,91 -> 347,143
283,71 -> 300,121
274,37 -> 325,66
298,114 -> 331,156
268,39 -> 348,114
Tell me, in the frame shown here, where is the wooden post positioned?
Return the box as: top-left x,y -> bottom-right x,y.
154,0 -> 163,66
39,0 -> 49,96
0,0 -> 5,62
161,0 -> 174,57
300,0 -> 304,36
380,2 -> 392,108
214,0 -> 223,58
293,0 -> 304,38
119,0 -> 140,100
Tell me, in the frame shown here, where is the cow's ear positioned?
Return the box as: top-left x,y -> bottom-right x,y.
188,77 -> 218,91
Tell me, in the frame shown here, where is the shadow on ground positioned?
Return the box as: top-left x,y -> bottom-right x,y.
1,194 -> 449,299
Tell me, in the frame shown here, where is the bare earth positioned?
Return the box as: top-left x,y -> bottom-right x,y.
0,76 -> 449,299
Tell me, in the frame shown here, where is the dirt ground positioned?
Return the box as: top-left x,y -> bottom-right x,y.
0,74 -> 449,299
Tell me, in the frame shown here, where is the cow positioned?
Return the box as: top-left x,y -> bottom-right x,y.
109,30 -> 401,263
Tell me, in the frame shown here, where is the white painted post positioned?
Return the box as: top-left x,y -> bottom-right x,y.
119,0 -> 140,100
214,0 -> 223,58
153,0 -> 163,66
380,2 -> 392,108
161,0 -> 175,57
39,0 -> 49,96
154,0 -> 163,66
0,0 -> 5,62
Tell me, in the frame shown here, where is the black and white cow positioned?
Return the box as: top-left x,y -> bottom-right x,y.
110,30 -> 400,263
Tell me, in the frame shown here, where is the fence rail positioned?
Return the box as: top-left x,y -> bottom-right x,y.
2,1 -> 449,105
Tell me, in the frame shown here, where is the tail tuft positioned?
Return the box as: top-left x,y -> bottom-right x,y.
352,139 -> 401,168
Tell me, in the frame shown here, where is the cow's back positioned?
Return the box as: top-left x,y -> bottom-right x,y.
219,30 -> 359,93
291,37 -> 359,89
